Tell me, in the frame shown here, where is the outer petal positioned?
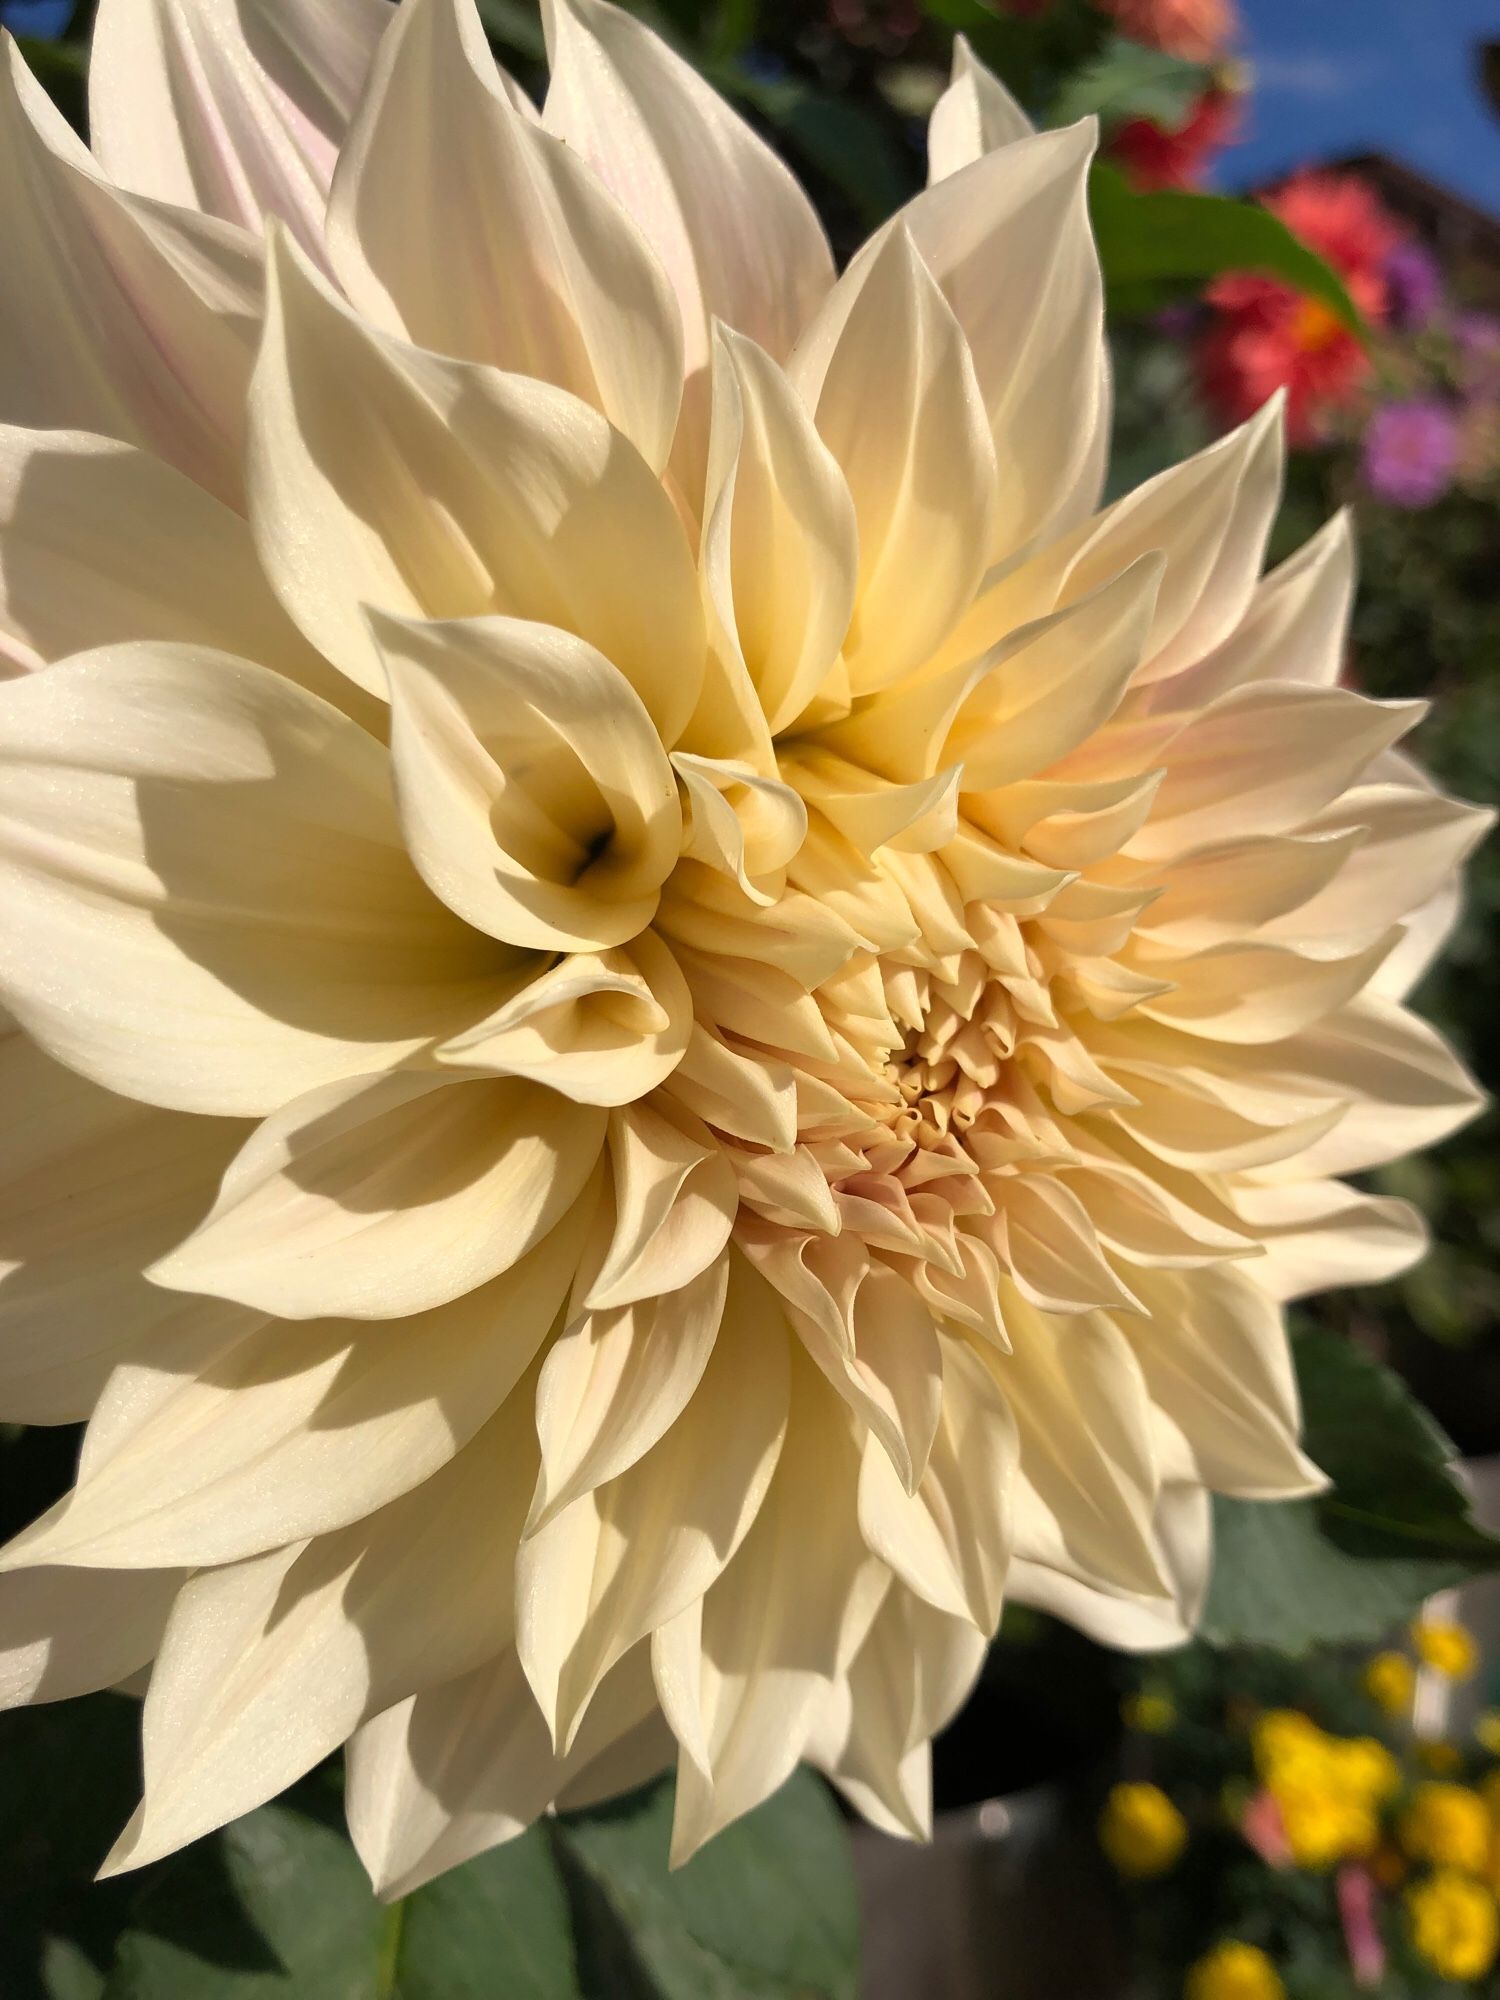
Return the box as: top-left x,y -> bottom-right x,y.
2,1183 -> 597,1570
0,1027 -> 246,1424
376,612 -> 682,953
151,1068 -> 606,1320
0,423 -> 370,719
346,1645 -> 664,1900
100,1392 -> 538,1875
0,1565 -> 181,1709
0,39 -> 260,504
540,0 -> 833,502
0,645 -> 506,1116
88,0 -> 391,257
926,35 -> 1032,181
516,1252 -> 790,1754
250,231 -> 705,724
329,0 -> 683,473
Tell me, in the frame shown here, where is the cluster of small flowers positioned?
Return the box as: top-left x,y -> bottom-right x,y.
1195,172 -> 1500,508
1099,1619 -> 1500,1993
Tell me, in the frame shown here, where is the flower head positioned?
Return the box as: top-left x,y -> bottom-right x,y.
1105,0 -> 1236,61
1413,1619 -> 1480,1680
1110,84 -> 1239,193
1100,1781 -> 1187,1877
0,0 -> 1487,1895
1364,1650 -> 1417,1718
1383,241 -> 1443,332
1185,1940 -> 1286,2000
1362,399 -> 1460,509
1407,1869 -> 1500,1982
1200,172 -> 1403,444
1400,1783 -> 1493,1874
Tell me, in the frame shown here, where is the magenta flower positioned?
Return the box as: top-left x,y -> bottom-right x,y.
1362,398 -> 1460,507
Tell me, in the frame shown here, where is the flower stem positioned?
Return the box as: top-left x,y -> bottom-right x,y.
375,1896 -> 406,1999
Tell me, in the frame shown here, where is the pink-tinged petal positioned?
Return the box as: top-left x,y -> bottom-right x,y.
0,37 -> 261,505
89,0 -> 392,257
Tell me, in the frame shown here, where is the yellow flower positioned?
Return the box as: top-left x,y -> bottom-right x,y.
1400,1783 -> 1493,1873
1276,1783 -> 1378,1870
1099,1783 -> 1188,1878
1252,1710 -> 1327,1786
0,0 -> 1485,1900
1364,1650 -> 1417,1718
1123,1691 -> 1177,1734
1407,1869 -> 1500,1982
1330,1735 -> 1401,1805
1184,1941 -> 1286,2000
1412,1620 -> 1479,1680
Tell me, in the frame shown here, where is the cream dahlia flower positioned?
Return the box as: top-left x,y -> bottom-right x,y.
0,0 -> 1486,1894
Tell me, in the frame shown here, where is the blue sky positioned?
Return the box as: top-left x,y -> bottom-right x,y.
1215,0 -> 1500,211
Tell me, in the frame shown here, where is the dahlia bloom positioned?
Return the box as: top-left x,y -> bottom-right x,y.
1109,82 -> 1239,192
0,1 -> 1487,1895
1201,172 -> 1403,444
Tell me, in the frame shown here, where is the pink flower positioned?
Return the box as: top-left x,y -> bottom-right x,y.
1110,84 -> 1239,191
1337,1865 -> 1388,1988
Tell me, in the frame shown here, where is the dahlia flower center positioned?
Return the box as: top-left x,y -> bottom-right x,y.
884,950 -> 1018,1147
1292,297 -> 1344,354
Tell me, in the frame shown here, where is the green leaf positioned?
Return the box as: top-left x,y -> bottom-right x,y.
1051,35 -> 1211,133
86,1764 -> 855,1998
1202,1329 -> 1500,1653
1090,160 -> 1368,334
553,1771 -> 859,2000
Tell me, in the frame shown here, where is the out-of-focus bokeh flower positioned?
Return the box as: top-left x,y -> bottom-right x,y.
1383,242 -> 1443,332
1250,1713 -> 1393,1869
1100,1782 -> 1188,1877
1413,1619 -> 1480,1680
1336,1864 -> 1387,1990
1406,1869 -> 1500,1981
1399,1783 -> 1493,1873
1184,1940 -> 1286,2000
1199,173 -> 1402,444
1110,83 -> 1239,192
1362,399 -> 1461,509
1105,0 -> 1236,62
1123,1690 -> 1177,1734
1364,1651 -> 1417,1718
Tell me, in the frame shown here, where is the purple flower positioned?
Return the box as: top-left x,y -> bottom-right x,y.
1383,242 -> 1443,330
1362,398 -> 1460,508
1455,312 -> 1500,398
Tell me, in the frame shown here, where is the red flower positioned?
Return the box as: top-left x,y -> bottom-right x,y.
1111,84 -> 1239,191
1105,0 -> 1236,61
1198,172 -> 1402,444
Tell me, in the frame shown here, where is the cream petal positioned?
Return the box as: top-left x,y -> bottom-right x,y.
661,1026 -> 799,1151
948,554 -> 1164,789
1136,934 -> 1400,1045
5,1191 -> 595,1571
992,1291 -> 1168,1599
0,40 -> 260,504
377,612 -> 682,952
517,1251 -> 790,1753
1169,508 -> 1355,709
89,0 -> 391,256
1123,1267 -> 1322,1497
330,0 -> 682,472
250,231 -> 705,727
151,1068 -> 606,1320
438,932 -> 692,1107
347,1644 -> 663,1899
655,1354 -> 882,1862
100,1395 -> 537,1875
0,1027 -> 247,1424
0,1564 -> 181,1709
1127,683 -> 1425,862
586,1101 -> 738,1309
0,644 -> 504,1116
1224,1177 -> 1429,1300
795,226 -> 995,695
531,1253 -> 728,1526
699,324 -> 857,738
540,0 -> 833,503
0,423 -> 372,721
1272,783 -> 1493,949
1008,1480 -> 1212,1653
926,34 -> 1033,182
857,1335 -> 1016,1632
